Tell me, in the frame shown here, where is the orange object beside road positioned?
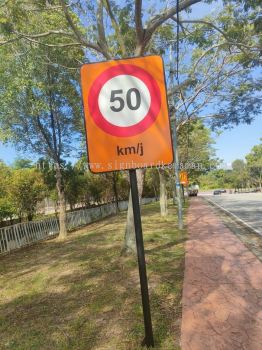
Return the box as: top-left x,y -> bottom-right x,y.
180,171 -> 189,185
80,55 -> 173,173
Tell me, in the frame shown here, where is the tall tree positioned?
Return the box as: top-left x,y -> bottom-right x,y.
0,161 -> 15,224
9,168 -> 46,221
231,159 -> 249,191
246,140 -> 262,190
178,120 -> 219,181
0,5 -> 84,238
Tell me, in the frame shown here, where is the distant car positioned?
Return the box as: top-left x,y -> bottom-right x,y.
213,190 -> 221,195
220,189 -> 227,193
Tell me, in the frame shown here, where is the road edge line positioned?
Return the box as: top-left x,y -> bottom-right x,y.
204,197 -> 262,238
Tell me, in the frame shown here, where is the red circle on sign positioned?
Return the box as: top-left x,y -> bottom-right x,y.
88,64 -> 161,137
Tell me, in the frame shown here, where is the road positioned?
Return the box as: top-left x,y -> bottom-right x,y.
203,192 -> 262,235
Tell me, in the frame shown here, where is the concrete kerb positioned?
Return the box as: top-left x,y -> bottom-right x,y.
204,197 -> 262,238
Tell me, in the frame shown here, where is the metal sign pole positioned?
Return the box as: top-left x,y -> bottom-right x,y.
129,169 -> 154,348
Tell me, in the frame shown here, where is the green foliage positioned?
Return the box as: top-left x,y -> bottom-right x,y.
83,171 -> 129,205
230,159 -> 249,189
177,120 -> 219,182
0,0 -> 84,158
199,139 -> 262,190
144,169 -> 160,198
246,139 -> 262,188
174,2 -> 261,129
199,170 -> 224,190
0,162 -> 46,222
0,161 -> 16,221
9,168 -> 46,221
12,158 -> 34,169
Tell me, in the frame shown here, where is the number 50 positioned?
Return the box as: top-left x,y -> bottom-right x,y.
110,88 -> 141,112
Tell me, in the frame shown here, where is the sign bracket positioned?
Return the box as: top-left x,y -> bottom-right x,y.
129,169 -> 154,348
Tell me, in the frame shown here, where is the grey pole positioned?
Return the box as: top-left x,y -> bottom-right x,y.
169,43 -> 183,230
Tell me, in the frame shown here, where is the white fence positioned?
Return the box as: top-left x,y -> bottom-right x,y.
0,217 -> 59,255
0,198 -> 156,255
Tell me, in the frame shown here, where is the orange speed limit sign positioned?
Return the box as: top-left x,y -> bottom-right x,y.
80,55 -> 173,173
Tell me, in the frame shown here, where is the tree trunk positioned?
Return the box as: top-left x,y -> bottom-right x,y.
27,213 -> 33,222
152,184 -> 157,201
112,172 -> 120,213
159,169 -> 168,216
122,168 -> 145,255
172,176 -> 176,205
55,162 -> 67,239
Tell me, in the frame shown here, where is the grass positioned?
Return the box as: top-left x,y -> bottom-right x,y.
0,202 -> 187,350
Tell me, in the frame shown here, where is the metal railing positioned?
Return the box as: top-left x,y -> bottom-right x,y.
0,198 -> 156,255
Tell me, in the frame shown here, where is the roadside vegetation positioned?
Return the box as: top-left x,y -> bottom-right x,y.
0,202 -> 186,350
0,118 -> 218,228
199,139 -> 262,191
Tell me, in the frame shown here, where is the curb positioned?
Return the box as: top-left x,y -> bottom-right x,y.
204,197 -> 262,238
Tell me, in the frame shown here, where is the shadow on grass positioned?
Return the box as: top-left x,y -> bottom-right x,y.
145,238 -> 187,255
0,203 -> 186,350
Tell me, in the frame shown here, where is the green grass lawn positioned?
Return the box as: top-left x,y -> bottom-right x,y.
0,202 -> 186,350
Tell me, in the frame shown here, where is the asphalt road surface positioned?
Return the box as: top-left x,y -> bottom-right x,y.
205,192 -> 262,235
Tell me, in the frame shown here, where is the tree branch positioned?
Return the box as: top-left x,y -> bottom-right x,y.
0,36 -> 20,46
172,17 -> 260,54
97,0 -> 111,58
144,0 -> 201,44
104,0 -> 126,55
167,78 -> 197,98
35,116 -> 57,160
14,30 -> 75,39
60,0 -> 109,58
60,0 -> 86,44
135,0 -> 144,52
18,36 -> 83,48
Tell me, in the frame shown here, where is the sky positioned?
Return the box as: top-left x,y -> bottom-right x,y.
0,0 -> 261,167
213,115 -> 262,166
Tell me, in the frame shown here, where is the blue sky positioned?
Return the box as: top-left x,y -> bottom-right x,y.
0,0 -> 261,166
213,115 -> 262,165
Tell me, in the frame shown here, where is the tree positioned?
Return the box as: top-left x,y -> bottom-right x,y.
0,161 -> 15,223
158,168 -> 169,216
168,2 -> 261,131
178,120 -> 219,180
63,163 -> 84,210
231,159 -> 249,191
198,140 -> 262,191
246,140 -> 262,190
198,169 -> 234,190
12,158 -> 34,169
143,169 -> 159,199
9,168 -> 46,221
0,4 -> 84,238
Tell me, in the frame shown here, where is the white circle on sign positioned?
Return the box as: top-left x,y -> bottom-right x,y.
98,75 -> 151,127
